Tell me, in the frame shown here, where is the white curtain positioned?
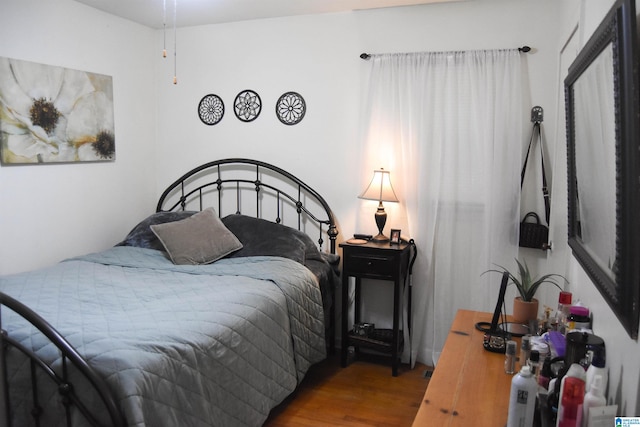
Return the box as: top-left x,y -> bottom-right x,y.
357,49 -> 524,366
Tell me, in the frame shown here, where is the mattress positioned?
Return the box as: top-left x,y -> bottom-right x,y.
0,246 -> 327,426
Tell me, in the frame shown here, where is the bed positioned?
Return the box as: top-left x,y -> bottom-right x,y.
0,158 -> 340,427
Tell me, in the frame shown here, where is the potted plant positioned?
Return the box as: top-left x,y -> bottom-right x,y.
483,259 -> 568,323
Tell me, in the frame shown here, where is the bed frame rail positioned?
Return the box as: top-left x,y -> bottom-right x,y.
156,158 -> 339,254
0,292 -> 124,427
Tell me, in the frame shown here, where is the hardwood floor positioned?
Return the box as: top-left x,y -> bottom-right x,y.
264,354 -> 432,427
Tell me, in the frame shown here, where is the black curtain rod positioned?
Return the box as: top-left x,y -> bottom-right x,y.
359,45 -> 532,60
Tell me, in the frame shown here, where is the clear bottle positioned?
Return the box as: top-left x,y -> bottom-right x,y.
555,291 -> 572,333
520,335 -> 532,369
505,340 -> 517,374
507,365 -> 538,427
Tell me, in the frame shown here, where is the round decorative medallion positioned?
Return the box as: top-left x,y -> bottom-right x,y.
276,91 -> 306,125
234,90 -> 262,122
198,94 -> 225,125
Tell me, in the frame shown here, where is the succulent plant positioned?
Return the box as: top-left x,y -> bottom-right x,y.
483,258 -> 567,301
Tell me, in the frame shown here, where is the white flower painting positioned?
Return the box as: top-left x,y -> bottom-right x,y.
0,57 -> 115,164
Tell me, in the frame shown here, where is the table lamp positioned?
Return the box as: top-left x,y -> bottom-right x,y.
359,168 -> 399,242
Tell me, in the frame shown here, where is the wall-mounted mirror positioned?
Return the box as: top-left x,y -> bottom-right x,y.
565,0 -> 640,339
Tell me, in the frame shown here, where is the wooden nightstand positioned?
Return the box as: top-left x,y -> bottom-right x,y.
339,239 -> 416,376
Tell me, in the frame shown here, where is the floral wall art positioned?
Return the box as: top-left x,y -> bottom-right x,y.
0,57 -> 115,164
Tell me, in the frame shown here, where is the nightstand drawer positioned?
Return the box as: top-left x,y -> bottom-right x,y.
347,253 -> 396,276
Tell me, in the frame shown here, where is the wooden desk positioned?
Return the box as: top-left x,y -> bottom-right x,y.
412,310 -> 515,426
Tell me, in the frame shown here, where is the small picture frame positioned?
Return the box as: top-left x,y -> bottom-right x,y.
390,229 -> 401,245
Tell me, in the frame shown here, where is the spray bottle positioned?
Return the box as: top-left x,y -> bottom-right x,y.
582,375 -> 606,427
585,347 -> 607,396
555,364 -> 586,427
507,365 -> 538,427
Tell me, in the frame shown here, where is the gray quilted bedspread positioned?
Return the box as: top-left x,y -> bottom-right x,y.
0,246 -> 326,426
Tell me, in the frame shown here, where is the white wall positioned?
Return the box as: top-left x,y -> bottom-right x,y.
0,0 -> 157,274
153,0 -> 565,249
152,12 -> 363,229
1,0 -> 638,417
152,0 -> 567,355
0,0 -> 565,276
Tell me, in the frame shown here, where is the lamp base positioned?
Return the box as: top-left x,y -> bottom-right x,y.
372,203 -> 389,243
370,233 -> 389,243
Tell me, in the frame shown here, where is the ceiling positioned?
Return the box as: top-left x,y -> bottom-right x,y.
72,0 -> 462,29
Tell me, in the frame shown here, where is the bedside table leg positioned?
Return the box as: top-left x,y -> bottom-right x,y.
341,273 -> 349,368
392,278 -> 401,377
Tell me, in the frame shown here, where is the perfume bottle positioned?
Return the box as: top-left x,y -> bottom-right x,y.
520,335 -> 531,369
555,291 -> 572,333
505,340 -> 517,374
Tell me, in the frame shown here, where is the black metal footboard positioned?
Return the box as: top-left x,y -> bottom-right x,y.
0,292 -> 124,427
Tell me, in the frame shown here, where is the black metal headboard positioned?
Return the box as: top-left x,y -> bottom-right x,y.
156,158 -> 339,254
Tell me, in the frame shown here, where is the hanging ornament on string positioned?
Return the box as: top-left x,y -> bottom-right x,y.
162,0 -> 167,58
173,0 -> 177,84
161,0 -> 177,84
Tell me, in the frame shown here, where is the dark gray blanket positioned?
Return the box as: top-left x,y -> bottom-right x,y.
0,246 -> 326,426
117,212 -> 340,342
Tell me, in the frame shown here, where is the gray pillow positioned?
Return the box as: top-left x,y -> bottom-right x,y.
151,208 -> 243,265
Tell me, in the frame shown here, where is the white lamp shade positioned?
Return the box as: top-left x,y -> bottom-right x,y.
358,169 -> 399,203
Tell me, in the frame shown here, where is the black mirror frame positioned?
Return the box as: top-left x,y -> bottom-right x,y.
565,0 -> 640,339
